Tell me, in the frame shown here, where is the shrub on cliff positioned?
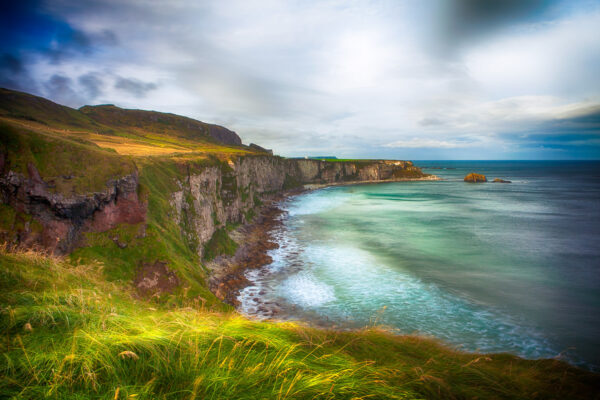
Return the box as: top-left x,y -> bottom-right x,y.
203,228 -> 238,261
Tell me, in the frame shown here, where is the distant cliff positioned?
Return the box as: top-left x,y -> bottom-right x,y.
169,156 -> 428,258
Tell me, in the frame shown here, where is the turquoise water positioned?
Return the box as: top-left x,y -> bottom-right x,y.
239,161 -> 600,369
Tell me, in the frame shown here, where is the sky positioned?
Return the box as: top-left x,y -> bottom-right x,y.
1,0 -> 600,159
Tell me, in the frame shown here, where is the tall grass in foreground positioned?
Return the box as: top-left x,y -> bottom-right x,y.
1,247 -> 598,399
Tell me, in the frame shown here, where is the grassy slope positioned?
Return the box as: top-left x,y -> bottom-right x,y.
0,88 -> 253,159
2,248 -> 599,400
68,156 -> 229,309
0,121 -> 135,195
0,89 -> 256,308
1,89 -> 599,398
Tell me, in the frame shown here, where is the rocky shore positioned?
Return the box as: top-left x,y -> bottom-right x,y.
207,194 -> 288,307
207,175 -> 440,311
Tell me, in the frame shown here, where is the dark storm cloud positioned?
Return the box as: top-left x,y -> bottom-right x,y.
536,106 -> 600,136
45,28 -> 118,64
435,0 -> 557,53
114,77 -> 157,98
494,106 -> 600,157
1,0 -> 125,107
0,54 -> 24,75
0,53 -> 38,94
44,74 -> 83,105
0,0 -> 118,65
0,0 -> 119,106
78,72 -> 103,99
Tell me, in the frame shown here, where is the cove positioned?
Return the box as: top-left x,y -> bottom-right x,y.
239,161 -> 600,369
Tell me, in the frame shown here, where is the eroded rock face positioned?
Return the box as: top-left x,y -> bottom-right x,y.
464,173 -> 487,183
0,163 -> 146,254
284,159 -> 423,183
168,157 -> 427,259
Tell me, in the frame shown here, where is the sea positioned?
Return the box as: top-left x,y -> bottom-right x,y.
238,161 -> 600,369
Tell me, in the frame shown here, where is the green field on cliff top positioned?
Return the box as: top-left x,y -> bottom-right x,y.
1,89 -> 599,399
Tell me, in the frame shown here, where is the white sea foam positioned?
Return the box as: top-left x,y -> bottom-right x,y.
286,189 -> 351,216
279,271 -> 336,307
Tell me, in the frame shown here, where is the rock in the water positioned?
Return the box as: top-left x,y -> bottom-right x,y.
493,178 -> 511,183
464,173 -> 487,183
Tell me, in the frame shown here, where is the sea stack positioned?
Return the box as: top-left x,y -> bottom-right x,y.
493,178 -> 511,183
464,173 -> 487,183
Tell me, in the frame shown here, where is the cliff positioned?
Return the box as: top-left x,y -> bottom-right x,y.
168,156 -> 426,259
0,151 -> 426,258
0,88 -> 430,305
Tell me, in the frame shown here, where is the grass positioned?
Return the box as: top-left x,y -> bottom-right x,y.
1,247 -> 599,399
0,88 -> 259,167
0,121 -> 136,195
203,229 -> 238,261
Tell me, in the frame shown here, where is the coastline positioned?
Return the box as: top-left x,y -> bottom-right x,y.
207,175 -> 440,311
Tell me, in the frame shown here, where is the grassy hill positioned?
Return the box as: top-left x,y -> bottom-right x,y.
1,88 -> 599,399
0,88 -> 253,159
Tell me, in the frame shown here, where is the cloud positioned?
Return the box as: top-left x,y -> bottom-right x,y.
419,117 -> 445,127
464,11 -> 600,98
0,53 -> 37,93
1,0 -> 598,159
384,138 -> 478,149
44,28 -> 118,64
434,0 -> 557,53
78,72 -> 103,99
114,77 -> 157,98
44,74 -> 83,105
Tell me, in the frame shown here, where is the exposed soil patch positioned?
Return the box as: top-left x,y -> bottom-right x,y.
133,260 -> 180,297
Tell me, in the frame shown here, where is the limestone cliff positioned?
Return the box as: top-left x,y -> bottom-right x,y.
168,156 -> 428,258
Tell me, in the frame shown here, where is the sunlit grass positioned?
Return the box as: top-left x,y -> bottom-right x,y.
87,135 -> 196,156
1,116 -> 254,159
1,247 -> 598,399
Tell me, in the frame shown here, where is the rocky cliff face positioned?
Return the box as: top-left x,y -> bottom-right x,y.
168,157 -> 426,258
286,159 -> 422,183
0,162 -> 146,254
0,155 -> 425,255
